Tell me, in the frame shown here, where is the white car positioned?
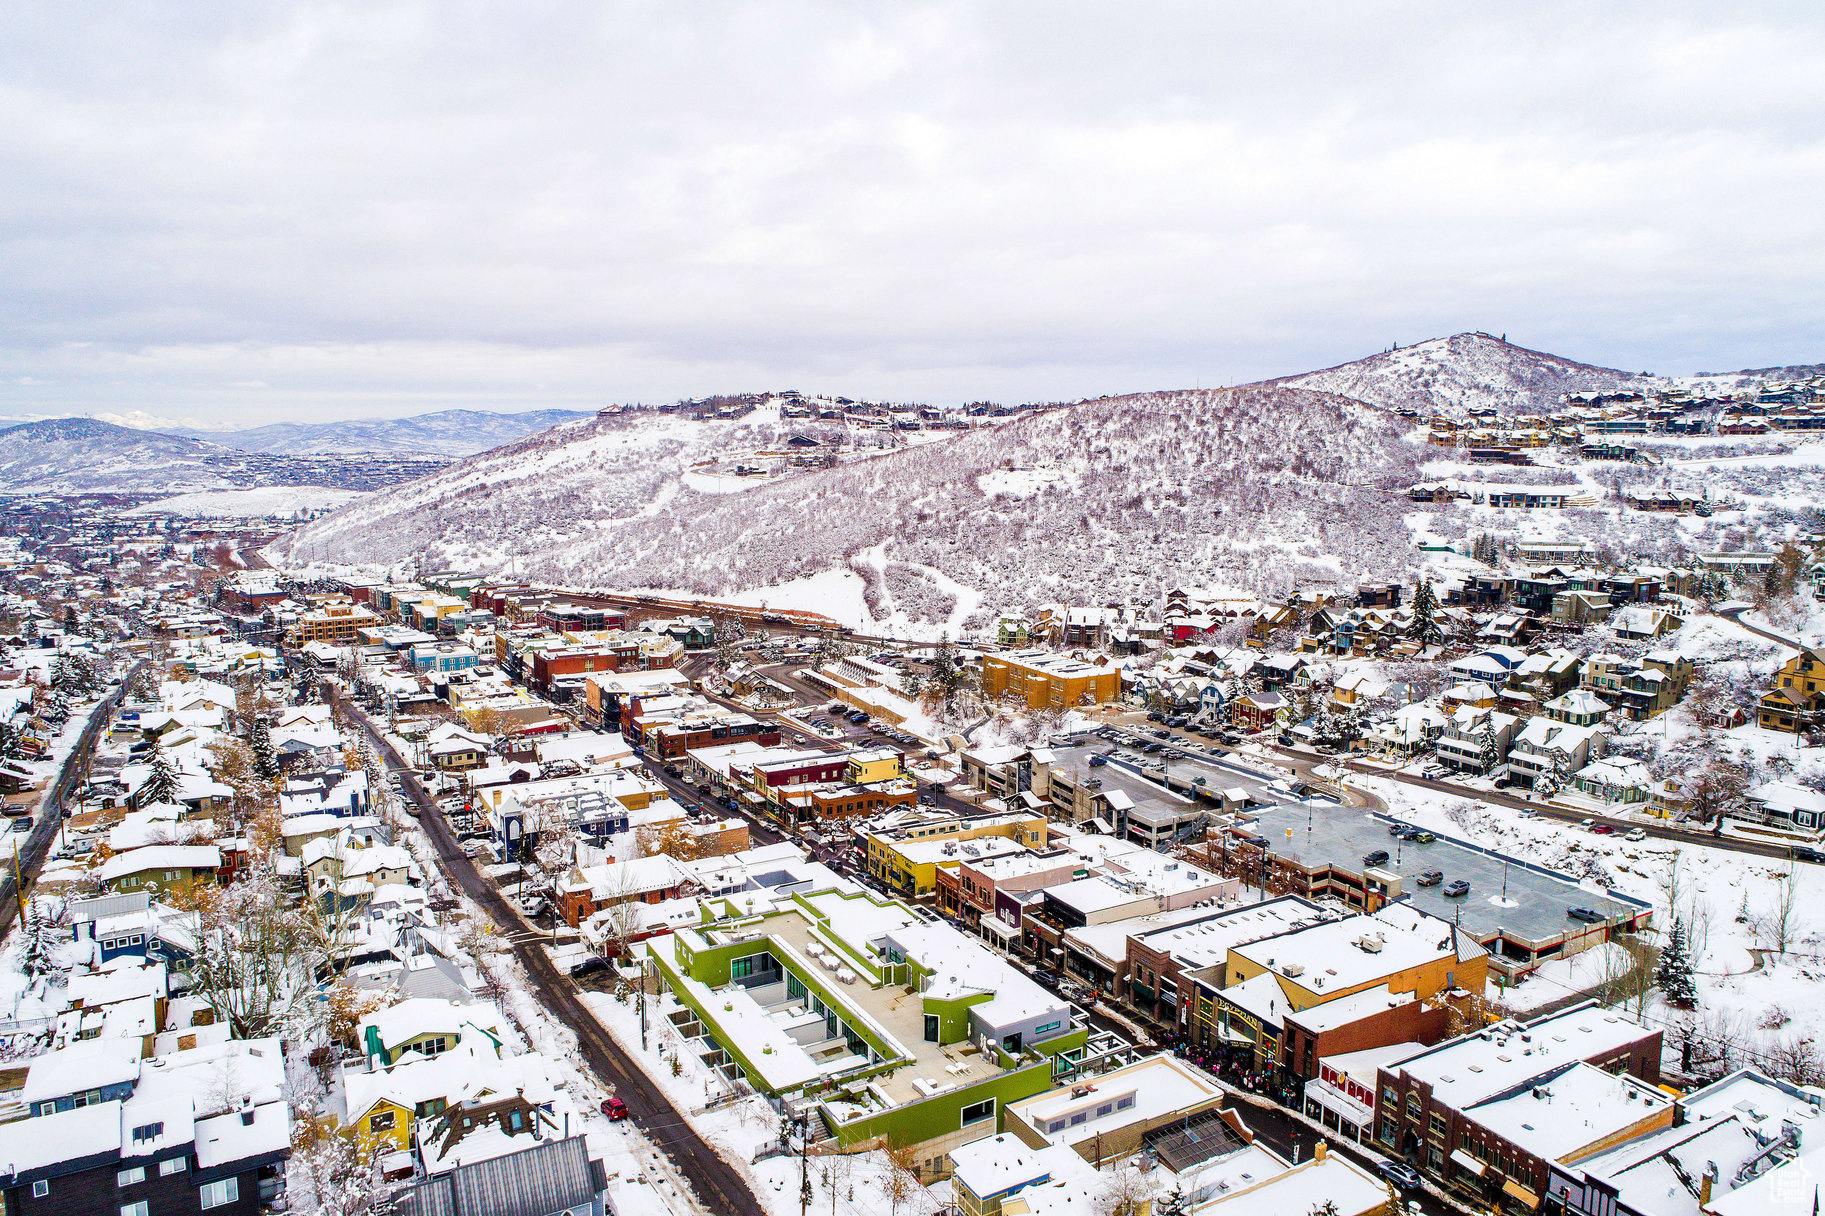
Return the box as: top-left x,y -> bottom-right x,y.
1625,827 -> 1648,842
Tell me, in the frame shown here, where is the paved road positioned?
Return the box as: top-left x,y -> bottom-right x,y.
1719,605 -> 1800,650
0,664 -> 140,931
347,706 -> 764,1216
1334,760 -> 1798,860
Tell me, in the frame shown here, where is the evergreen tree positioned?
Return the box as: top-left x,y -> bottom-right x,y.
1408,578 -> 1441,645
61,605 -> 77,636
249,716 -> 279,782
1477,724 -> 1501,774
19,904 -> 56,986
1655,917 -> 1698,1009
1535,747 -> 1571,799
137,740 -> 181,807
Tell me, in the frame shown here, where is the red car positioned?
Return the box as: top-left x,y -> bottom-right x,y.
600,1097 -> 628,1121
1590,824 -> 1616,836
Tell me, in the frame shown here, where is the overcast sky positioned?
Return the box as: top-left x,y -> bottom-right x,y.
2,2 -> 1823,427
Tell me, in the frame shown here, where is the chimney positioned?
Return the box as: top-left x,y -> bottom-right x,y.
1314,1141 -> 1327,1162
1698,1173 -> 1713,1208
240,1096 -> 255,1126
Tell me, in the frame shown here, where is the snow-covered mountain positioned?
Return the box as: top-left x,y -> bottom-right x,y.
188,408 -> 596,456
0,418 -> 242,493
0,417 -> 453,495
1272,332 -> 1661,414
278,386 -> 1424,626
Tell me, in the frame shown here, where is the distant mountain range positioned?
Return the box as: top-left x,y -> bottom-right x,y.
0,416 -> 450,495
177,408 -> 596,456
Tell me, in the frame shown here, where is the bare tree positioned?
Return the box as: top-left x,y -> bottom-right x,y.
1753,864 -> 1803,957
1095,1158 -> 1159,1216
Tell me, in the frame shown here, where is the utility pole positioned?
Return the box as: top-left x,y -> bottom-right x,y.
798,1112 -> 812,1216
638,949 -> 649,1052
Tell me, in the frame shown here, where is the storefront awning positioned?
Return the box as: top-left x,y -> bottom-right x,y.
1503,1180 -> 1541,1208
1450,1149 -> 1487,1177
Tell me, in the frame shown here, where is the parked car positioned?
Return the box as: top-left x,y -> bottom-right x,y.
1795,846 -> 1825,864
1413,831 -> 1436,844
1567,906 -> 1605,923
1387,822 -> 1410,837
1376,1161 -> 1425,1190
570,956 -> 612,978
1590,824 -> 1616,836
1362,849 -> 1390,868
600,1097 -> 629,1121
1624,827 -> 1647,842
1416,869 -> 1444,887
1088,755 -> 1108,768
1443,879 -> 1471,898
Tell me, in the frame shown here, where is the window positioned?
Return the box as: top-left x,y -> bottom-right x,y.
121,1203 -> 149,1216
923,1014 -> 939,1043
32,1181 -> 47,1198
1048,1119 -> 1066,1133
420,1036 -> 448,1058
509,1111 -> 524,1130
370,1111 -> 396,1132
200,1178 -> 239,1210
1069,1111 -> 1088,1126
1034,1020 -> 1062,1035
961,1098 -> 995,1127
1115,1094 -> 1134,1111
118,1167 -> 146,1186
127,935 -> 143,946
160,1158 -> 186,1177
1097,1103 -> 1113,1118
731,956 -> 755,980
132,1122 -> 164,1143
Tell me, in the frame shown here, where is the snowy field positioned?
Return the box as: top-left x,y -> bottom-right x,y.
126,486 -> 372,517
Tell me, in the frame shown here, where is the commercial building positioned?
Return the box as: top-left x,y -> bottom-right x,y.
646,888 -> 1087,1171
981,650 -> 1120,710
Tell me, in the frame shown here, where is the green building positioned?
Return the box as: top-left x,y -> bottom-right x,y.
647,888 -> 1088,1173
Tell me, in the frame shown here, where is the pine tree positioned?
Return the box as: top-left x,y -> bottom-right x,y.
249,716 -> 279,782
137,740 -> 181,807
1477,724 -> 1500,775
1408,578 -> 1441,645
20,904 -> 56,986
1655,917 -> 1698,1009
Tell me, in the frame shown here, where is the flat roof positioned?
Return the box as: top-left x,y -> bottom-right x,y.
1389,1002 -> 1657,1111
1231,903 -> 1474,995
1127,897 -> 1335,971
1467,1061 -> 1671,1161
1237,804 -> 1649,945
1007,1054 -> 1222,1147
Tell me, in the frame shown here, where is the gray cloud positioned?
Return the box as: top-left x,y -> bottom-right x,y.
1,1 -> 1822,423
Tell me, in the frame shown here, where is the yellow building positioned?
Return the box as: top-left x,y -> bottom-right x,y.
981,649 -> 1120,710
290,601 -> 381,646
864,812 -> 1047,897
846,748 -> 904,785
1224,903 -> 1488,1012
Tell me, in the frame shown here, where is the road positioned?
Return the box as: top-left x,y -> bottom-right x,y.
346,705 -> 765,1216
1718,604 -> 1800,649
0,664 -> 140,932
1334,758 -> 1799,860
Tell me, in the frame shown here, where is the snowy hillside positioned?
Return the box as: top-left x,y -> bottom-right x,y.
0,417 -> 241,493
279,386 -> 1425,627
189,408 -> 596,456
1274,332 -> 1661,415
